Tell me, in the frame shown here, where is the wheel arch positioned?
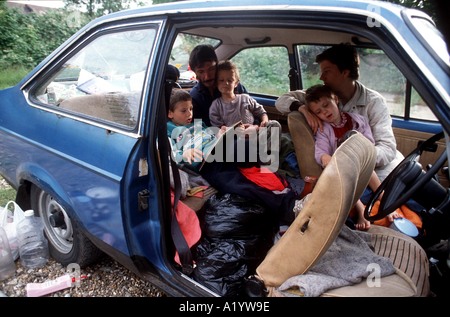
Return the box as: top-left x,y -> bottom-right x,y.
15,163 -> 75,219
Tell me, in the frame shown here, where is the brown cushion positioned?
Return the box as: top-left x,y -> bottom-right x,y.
287,111 -> 323,178
59,93 -> 138,127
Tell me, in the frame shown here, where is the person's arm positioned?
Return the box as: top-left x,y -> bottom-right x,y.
274,90 -> 306,114
351,112 -> 375,144
365,91 -> 397,167
275,90 -> 323,133
209,99 -> 225,128
247,95 -> 269,127
259,113 -> 269,127
314,126 -> 335,168
298,105 -> 323,134
320,153 -> 332,168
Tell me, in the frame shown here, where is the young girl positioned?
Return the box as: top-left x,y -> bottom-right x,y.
305,84 -> 400,231
209,60 -> 282,164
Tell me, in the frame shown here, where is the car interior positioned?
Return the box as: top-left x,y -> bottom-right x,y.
165,23 -> 449,297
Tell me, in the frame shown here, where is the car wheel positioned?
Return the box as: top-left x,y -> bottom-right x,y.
30,185 -> 104,267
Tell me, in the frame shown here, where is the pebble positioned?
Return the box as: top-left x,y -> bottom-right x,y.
0,257 -> 166,297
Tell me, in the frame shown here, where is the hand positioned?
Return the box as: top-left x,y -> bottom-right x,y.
182,148 -> 203,164
320,154 -> 332,168
299,105 -> 323,134
235,123 -> 255,138
217,125 -> 228,136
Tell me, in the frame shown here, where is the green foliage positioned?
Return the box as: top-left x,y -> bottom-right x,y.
152,0 -> 180,4
0,66 -> 29,89
0,187 -> 16,207
64,0 -> 142,18
0,5 -> 86,69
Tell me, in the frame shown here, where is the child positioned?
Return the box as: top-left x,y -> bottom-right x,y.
209,60 -> 282,164
167,89 -> 302,233
305,84 -> 400,231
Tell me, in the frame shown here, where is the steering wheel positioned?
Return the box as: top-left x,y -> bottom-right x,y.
364,131 -> 447,221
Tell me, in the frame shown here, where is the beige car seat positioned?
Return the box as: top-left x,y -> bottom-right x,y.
287,111 -> 323,178
255,131 -> 430,297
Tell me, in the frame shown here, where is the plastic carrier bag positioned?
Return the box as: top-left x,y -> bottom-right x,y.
0,201 -> 26,261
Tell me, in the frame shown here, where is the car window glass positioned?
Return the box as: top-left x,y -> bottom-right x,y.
169,33 -> 220,86
30,28 -> 157,129
410,16 -> 449,67
296,44 -> 436,122
231,46 -> 290,96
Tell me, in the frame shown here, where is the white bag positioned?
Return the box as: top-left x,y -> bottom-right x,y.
0,201 -> 26,261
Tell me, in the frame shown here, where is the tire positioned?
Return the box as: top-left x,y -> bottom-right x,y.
30,185 -> 104,268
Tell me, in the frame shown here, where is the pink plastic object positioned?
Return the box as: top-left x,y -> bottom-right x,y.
26,274 -> 73,297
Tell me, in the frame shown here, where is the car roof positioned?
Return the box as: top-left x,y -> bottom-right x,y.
21,0 -> 449,131
82,0 -> 436,63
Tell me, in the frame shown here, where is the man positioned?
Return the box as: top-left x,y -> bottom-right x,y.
189,44 -> 246,126
276,43 -> 403,181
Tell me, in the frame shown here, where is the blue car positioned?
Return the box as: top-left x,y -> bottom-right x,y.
0,0 -> 449,297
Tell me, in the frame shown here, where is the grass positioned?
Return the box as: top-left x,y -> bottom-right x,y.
0,66 -> 30,89
0,67 -> 25,206
0,188 -> 16,207
0,177 -> 17,207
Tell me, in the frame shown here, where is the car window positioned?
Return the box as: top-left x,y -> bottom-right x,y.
296,44 -> 437,122
409,15 -> 449,68
30,28 -> 157,129
169,33 -> 220,86
231,46 -> 290,96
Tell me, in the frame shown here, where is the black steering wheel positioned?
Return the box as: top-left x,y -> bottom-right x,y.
364,131 -> 447,222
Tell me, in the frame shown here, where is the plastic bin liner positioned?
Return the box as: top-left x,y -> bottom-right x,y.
193,193 -> 274,297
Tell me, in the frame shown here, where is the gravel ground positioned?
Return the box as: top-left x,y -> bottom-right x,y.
0,177 -> 166,298
0,257 -> 166,297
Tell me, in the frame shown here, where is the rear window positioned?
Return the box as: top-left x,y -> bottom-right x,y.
297,45 -> 437,122
30,28 -> 157,129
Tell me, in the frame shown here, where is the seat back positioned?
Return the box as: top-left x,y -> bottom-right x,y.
256,131 -> 376,287
59,92 -> 139,127
287,111 -> 323,178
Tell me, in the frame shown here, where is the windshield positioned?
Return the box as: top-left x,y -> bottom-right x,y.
411,15 -> 449,67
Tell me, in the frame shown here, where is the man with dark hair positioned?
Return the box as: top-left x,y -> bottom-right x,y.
189,44 -> 246,126
276,43 -> 403,181
315,43 -> 360,81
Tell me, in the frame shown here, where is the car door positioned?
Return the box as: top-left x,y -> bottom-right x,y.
19,21 -> 161,259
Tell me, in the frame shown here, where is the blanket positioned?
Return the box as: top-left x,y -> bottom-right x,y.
276,225 -> 396,297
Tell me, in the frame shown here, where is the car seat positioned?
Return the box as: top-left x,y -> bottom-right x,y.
255,131 -> 430,297
287,111 -> 323,178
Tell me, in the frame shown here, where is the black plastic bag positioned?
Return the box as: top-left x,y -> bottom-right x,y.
193,193 -> 274,297
200,193 -> 274,238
